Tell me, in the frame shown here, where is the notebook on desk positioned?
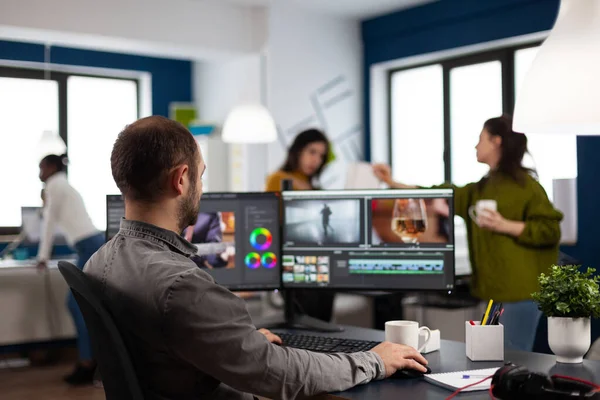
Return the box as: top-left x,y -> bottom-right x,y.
424,368 -> 499,392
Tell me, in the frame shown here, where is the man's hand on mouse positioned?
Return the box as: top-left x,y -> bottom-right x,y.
370,341 -> 428,378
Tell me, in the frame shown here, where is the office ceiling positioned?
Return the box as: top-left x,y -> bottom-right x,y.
210,0 -> 434,19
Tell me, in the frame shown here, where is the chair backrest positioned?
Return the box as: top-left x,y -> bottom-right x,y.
58,261 -> 144,400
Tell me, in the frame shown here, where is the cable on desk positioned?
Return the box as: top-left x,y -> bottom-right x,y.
488,384 -> 495,399
444,375 -> 494,400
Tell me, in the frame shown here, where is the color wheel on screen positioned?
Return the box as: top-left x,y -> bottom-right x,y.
245,252 -> 261,269
250,228 -> 272,251
261,252 -> 277,269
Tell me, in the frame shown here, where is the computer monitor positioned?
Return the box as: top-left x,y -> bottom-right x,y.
281,189 -> 455,291
105,192 -> 281,291
21,207 -> 67,245
106,195 -> 125,242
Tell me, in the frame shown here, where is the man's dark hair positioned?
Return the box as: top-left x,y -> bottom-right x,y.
111,116 -> 199,202
41,154 -> 68,172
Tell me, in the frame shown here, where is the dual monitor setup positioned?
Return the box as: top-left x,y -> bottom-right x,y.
106,187 -> 455,330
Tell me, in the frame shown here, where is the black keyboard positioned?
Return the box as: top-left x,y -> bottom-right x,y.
278,333 -> 379,353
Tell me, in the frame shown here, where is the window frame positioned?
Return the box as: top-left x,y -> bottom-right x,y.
387,42 -> 542,184
0,66 -> 141,234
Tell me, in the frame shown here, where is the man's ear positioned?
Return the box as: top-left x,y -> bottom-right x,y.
170,165 -> 189,196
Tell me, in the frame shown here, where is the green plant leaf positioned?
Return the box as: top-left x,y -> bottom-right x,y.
533,265 -> 600,318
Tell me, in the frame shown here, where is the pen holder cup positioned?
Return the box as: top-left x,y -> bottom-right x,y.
465,322 -> 504,361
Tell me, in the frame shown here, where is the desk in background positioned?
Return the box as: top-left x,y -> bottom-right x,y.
0,258 -> 76,347
274,325 -> 600,399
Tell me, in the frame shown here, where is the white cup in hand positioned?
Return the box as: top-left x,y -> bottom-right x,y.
385,320 -> 431,353
468,200 -> 498,224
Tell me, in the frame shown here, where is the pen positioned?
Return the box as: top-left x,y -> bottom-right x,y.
469,320 -> 475,326
486,304 -> 498,325
482,299 -> 494,326
462,375 -> 490,379
496,307 -> 505,324
489,304 -> 505,325
489,310 -> 500,325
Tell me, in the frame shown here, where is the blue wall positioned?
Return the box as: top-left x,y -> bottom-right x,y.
362,0 -> 600,269
0,40 -> 192,117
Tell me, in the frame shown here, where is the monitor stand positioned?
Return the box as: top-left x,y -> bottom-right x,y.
254,290 -> 344,333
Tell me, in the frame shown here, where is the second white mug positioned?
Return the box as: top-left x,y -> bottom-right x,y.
468,199 -> 498,223
385,320 -> 431,352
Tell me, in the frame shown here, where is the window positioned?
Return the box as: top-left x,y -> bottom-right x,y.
68,76 -> 138,230
515,47 -> 578,201
388,43 -> 578,199
388,43 -> 580,274
0,77 -> 58,227
450,61 -> 503,187
0,67 -> 139,232
390,64 -> 444,186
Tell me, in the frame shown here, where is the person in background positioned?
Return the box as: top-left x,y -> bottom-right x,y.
265,129 -> 336,322
84,116 -> 428,400
321,203 -> 333,238
184,212 -> 230,268
37,154 -> 104,385
373,115 -> 563,352
265,128 -> 330,191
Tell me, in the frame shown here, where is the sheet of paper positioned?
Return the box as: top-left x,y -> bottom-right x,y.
344,162 -> 381,189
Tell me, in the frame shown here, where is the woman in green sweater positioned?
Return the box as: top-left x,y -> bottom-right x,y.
373,115 -> 563,351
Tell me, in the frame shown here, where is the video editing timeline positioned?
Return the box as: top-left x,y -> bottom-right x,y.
105,192 -> 281,290
282,189 -> 455,291
348,258 -> 444,274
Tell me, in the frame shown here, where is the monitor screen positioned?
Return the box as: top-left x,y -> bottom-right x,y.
106,195 -> 125,242
105,192 -> 281,291
21,207 -> 67,245
281,189 -> 455,291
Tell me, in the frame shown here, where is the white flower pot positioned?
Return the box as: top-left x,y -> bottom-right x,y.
548,317 -> 591,364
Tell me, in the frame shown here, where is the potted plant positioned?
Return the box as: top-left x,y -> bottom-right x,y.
532,265 -> 600,363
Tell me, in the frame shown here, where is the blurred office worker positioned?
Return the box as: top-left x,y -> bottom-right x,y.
265,128 -> 330,191
265,129 -> 336,323
37,154 -> 104,384
374,115 -> 563,352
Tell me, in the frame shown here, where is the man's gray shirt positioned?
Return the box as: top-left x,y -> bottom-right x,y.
84,219 -> 385,399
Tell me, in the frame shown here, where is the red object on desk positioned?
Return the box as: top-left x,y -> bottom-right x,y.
469,320 -> 475,326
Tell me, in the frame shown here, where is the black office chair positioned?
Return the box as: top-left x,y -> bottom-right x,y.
58,261 -> 144,400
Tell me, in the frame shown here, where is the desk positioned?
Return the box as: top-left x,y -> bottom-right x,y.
274,325 -> 600,399
0,258 -> 76,346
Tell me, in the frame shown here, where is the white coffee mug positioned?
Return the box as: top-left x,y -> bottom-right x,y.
468,199 -> 498,222
385,320 -> 431,352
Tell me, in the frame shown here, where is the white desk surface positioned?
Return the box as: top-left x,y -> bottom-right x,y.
0,257 -> 77,270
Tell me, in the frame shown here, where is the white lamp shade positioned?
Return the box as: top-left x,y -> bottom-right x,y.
513,0 -> 600,135
36,130 -> 67,159
221,104 -> 277,144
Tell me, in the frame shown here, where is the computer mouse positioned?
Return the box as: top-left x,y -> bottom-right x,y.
390,365 -> 432,379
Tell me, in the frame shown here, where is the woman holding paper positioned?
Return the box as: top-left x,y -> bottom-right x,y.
265,129 -> 336,323
373,115 -> 563,352
265,129 -> 330,191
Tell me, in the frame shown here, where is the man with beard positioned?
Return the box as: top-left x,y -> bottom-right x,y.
83,116 -> 428,400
